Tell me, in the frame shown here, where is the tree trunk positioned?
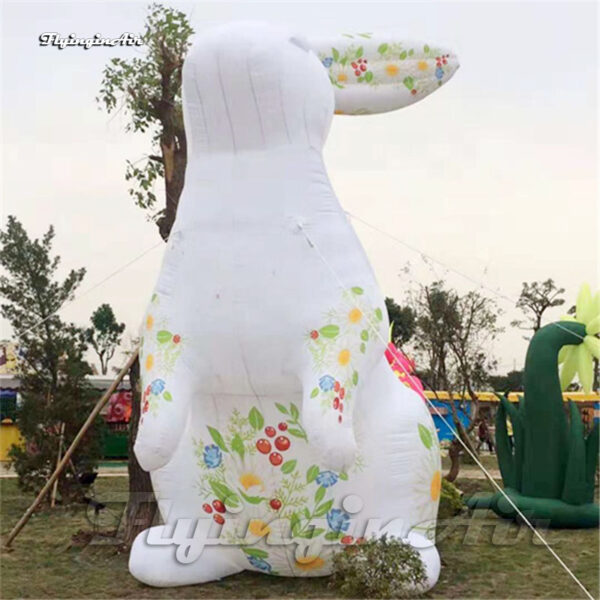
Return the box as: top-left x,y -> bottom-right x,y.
122,356 -> 158,547
445,439 -> 461,483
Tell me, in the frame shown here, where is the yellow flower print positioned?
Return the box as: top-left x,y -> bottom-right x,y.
337,72 -> 348,83
248,519 -> 271,537
146,315 -> 154,330
145,354 -> 154,371
417,60 -> 428,71
385,63 -> 399,77
348,308 -> 363,323
338,349 -> 351,366
430,470 -> 442,501
239,472 -> 263,491
295,556 -> 325,571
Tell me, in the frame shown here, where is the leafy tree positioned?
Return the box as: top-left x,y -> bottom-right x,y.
384,297 -> 416,346
97,2 -> 195,543
86,303 -> 126,375
97,3 -> 194,240
511,279 -> 565,335
411,281 -> 502,481
488,369 -> 524,393
0,216 -> 103,501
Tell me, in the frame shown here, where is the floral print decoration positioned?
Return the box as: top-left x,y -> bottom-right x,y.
412,421 -> 442,540
140,292 -> 183,419
306,286 -> 385,425
193,399 -> 364,576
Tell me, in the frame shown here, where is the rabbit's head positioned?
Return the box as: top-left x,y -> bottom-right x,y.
182,22 -> 458,155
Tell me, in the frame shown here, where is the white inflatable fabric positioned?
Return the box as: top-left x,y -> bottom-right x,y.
130,22 -> 457,589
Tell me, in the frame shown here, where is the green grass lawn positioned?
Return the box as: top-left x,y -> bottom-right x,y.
1,473 -> 598,599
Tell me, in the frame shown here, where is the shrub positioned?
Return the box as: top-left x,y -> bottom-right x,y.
329,534 -> 426,598
438,478 -> 464,519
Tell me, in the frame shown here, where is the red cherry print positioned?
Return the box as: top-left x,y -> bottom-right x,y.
339,388 -> 345,399
355,537 -> 366,544
275,436 -> 290,451
360,64 -> 366,72
142,400 -> 149,413
173,334 -> 181,344
212,499 -> 226,513
278,422 -> 288,431
354,70 -> 361,76
334,381 -> 340,392
333,397 -> 340,410
411,89 -> 417,95
265,426 -> 276,438
338,415 -> 343,423
310,330 -> 319,340
435,56 -> 440,61
351,62 -> 357,69
341,535 -> 354,544
339,403 -> 344,413
269,452 -> 283,466
256,439 -> 272,454
213,514 -> 225,525
442,58 -> 447,64
269,498 -> 282,510
202,503 -> 213,514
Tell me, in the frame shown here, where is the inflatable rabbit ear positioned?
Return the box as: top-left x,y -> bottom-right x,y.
309,33 -> 459,115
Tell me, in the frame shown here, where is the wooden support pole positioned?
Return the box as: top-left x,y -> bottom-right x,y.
2,349 -> 139,549
50,422 -> 65,508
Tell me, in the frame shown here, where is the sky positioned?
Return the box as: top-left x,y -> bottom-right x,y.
1,0 -> 598,375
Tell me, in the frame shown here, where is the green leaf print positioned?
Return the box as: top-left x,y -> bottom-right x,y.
331,47 -> 339,61
242,547 -> 269,559
239,489 -> 264,504
207,426 -> 228,452
325,531 -> 343,541
361,330 -> 369,341
290,403 -> 300,420
351,286 -> 364,295
310,388 -> 319,399
403,76 -> 414,90
231,434 -> 245,458
210,480 -> 240,508
377,43 -> 388,55
248,407 -> 264,430
364,71 -> 373,83
162,391 -> 172,401
306,464 -> 319,483
288,427 -> 306,439
275,403 -> 289,414
290,513 -> 301,536
314,499 -> 334,517
355,46 -> 363,58
298,527 -> 325,539
339,471 -> 348,481
418,423 -> 434,449
408,49 -> 414,56
315,486 -> 326,504
360,342 -> 366,353
156,330 -> 172,344
424,44 -> 430,54
375,308 -> 383,321
352,371 -> 359,385
319,324 -> 340,339
281,459 -> 297,474
399,50 -> 407,60
303,507 -> 311,519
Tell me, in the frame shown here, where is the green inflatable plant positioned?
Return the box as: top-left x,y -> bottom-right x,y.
467,284 -> 600,528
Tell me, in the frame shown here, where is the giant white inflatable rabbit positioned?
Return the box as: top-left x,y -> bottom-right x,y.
129,22 -> 458,589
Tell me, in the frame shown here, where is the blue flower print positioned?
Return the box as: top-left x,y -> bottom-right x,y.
319,375 -> 335,392
150,379 -> 166,394
316,470 -> 338,488
322,57 -> 333,68
203,444 -> 222,468
435,66 -> 444,80
247,555 -> 272,572
327,508 -> 351,533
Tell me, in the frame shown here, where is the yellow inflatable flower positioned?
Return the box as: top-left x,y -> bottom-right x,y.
558,283 -> 600,392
